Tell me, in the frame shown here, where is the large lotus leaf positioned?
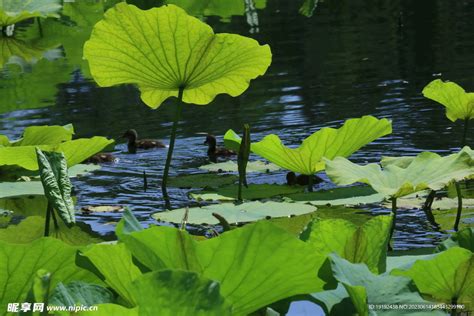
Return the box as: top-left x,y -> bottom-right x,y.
224,116 -> 392,175
0,137 -> 114,170
285,185 -> 385,206
385,254 -> 437,273
325,254 -> 443,316
190,184 -> 305,201
79,304 -> 138,316
12,125 -> 74,146
315,206 -> 373,227
84,3 -> 271,108
36,149 -> 75,225
80,243 -> 142,306
199,160 -> 280,173
392,247 -> 474,308
433,208 -> 474,231
153,201 -> 316,225
132,270 -> 232,315
0,0 -> 62,26
436,228 -> 474,252
0,37 -> 49,68
325,150 -> 474,198
422,79 -> 474,121
120,221 -> 326,315
301,215 -> 391,274
49,281 -> 114,307
0,215 -> 101,245
0,238 -> 100,312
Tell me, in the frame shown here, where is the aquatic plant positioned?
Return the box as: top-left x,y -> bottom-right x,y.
423,79 -> 474,146
237,124 -> 251,201
225,115 -> 391,190
84,3 -> 271,202
325,149 -> 474,245
0,0 -> 61,28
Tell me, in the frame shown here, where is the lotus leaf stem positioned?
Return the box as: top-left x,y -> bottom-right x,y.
307,174 -> 314,192
454,182 -> 463,231
44,201 -> 53,237
388,197 -> 397,251
161,87 -> 184,206
461,119 -> 469,147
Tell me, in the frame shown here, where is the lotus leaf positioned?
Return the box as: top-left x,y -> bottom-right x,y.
0,37 -> 50,68
84,3 -> 272,107
190,184 -> 305,201
436,228 -> 474,252
153,201 -> 316,224
0,238 -> 100,312
422,79 -> 474,122
49,281 -> 114,307
199,160 -> 280,173
168,173 -> 237,188
0,0 -> 62,27
301,215 -> 392,273
323,254 -> 443,316
432,208 -> 474,231
224,116 -> 392,175
325,150 -> 474,198
36,149 -> 75,226
392,247 -> 474,308
119,221 -> 326,315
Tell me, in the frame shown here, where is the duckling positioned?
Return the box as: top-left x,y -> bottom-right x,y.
122,129 -> 166,154
84,152 -> 116,164
204,134 -> 236,158
286,172 -> 324,186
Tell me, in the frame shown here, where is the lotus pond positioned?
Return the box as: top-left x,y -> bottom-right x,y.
0,0 -> 473,315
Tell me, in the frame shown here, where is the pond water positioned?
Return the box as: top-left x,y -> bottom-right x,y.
0,0 -> 473,250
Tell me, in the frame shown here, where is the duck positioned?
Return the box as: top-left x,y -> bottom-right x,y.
204,134 -> 236,158
286,172 -> 324,186
122,129 -> 166,154
84,152 -> 116,164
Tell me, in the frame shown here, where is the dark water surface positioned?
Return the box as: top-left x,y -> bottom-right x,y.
0,0 -> 473,250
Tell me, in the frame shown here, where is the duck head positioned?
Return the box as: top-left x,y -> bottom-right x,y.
122,129 -> 138,154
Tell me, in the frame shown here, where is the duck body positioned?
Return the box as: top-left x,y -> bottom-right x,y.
122,129 -> 166,154
85,152 -> 116,164
204,134 -> 236,157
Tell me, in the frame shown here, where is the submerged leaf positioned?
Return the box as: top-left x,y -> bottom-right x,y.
84,3 -> 271,107
325,150 -> 474,198
0,0 -> 62,26
153,201 -> 316,224
422,79 -> 474,121
224,116 -> 392,175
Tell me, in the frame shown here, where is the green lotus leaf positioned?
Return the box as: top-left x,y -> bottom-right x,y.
80,243 -> 142,306
314,206 -> 373,227
436,228 -> 474,252
0,237 -> 101,312
0,0 -> 62,27
301,215 -> 392,274
119,221 -> 326,315
325,150 -> 474,198
190,184 -> 305,201
385,196 -> 474,210
0,215 -> 101,245
392,247 -> 474,308
285,185 -> 385,206
0,37 -> 50,68
79,304 -> 138,316
381,146 -> 474,168
84,3 -> 272,108
49,281 -> 114,307
36,149 -> 75,225
199,160 -> 280,173
0,136 -> 114,170
325,254 -> 443,316
385,254 -> 437,273
12,125 -> 74,146
168,173 -> 238,188
132,270 -> 232,315
224,116 -> 392,175
422,79 -> 474,122
433,208 -> 474,231
0,195 -> 47,217
299,0 -> 319,17
153,201 -> 316,225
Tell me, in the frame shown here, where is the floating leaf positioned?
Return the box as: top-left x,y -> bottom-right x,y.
385,195 -> 474,210
0,0 -> 62,27
120,221 -> 326,315
84,3 -> 272,108
422,79 -> 474,121
168,173 -> 237,188
436,228 -> 474,252
301,215 -> 392,273
315,206 -> 373,227
0,181 -> 44,198
199,160 -> 280,173
285,185 -> 385,206
36,149 -> 75,226
325,150 -> 474,198
224,116 -> 392,175
0,238 -> 100,312
392,247 -> 474,308
190,184 -> 305,201
153,201 -> 316,225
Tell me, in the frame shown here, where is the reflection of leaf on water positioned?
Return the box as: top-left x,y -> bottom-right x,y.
0,0 -> 62,27
299,0 -> 320,17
